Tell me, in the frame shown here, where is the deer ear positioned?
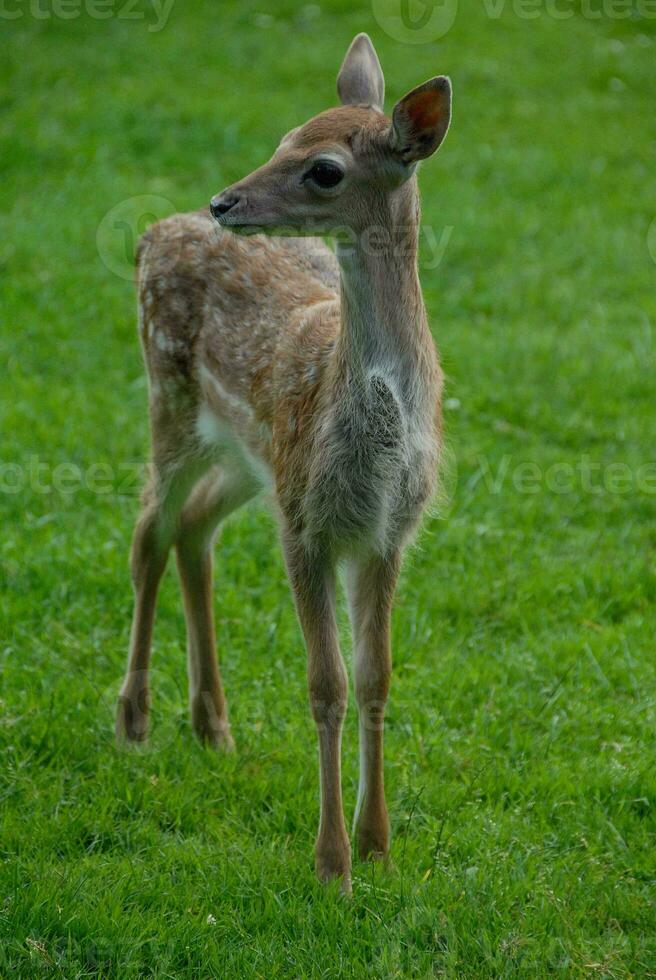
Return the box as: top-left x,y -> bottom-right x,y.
337,33 -> 385,112
390,76 -> 452,164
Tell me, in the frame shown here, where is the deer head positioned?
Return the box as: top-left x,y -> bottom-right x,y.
210,33 -> 452,238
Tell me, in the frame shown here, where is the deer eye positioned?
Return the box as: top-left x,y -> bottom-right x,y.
305,160 -> 344,189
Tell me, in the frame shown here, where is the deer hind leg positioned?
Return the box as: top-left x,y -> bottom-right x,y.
175,466 -> 258,749
283,531 -> 351,891
116,456 -> 207,744
346,549 -> 401,862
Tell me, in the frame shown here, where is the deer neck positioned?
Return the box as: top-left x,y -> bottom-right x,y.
334,179 -> 434,404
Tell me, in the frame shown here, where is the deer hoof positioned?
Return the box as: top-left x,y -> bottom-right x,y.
115,692 -> 149,745
191,697 -> 234,751
356,825 -> 390,863
316,839 -> 352,894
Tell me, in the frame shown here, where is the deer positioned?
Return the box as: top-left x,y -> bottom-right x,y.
115,33 -> 452,893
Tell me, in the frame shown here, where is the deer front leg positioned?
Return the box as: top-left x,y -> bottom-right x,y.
283,534 -> 351,892
347,550 -> 401,862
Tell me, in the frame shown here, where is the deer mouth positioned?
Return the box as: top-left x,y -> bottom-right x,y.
215,218 -> 268,236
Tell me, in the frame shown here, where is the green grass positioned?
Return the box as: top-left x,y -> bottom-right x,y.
1,1 -> 656,976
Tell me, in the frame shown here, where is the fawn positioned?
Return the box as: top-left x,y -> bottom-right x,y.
116,33 -> 451,891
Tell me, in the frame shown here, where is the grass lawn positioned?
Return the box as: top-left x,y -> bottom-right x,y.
1,0 -> 656,975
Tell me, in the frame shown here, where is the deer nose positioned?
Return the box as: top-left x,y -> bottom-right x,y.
210,192 -> 241,218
